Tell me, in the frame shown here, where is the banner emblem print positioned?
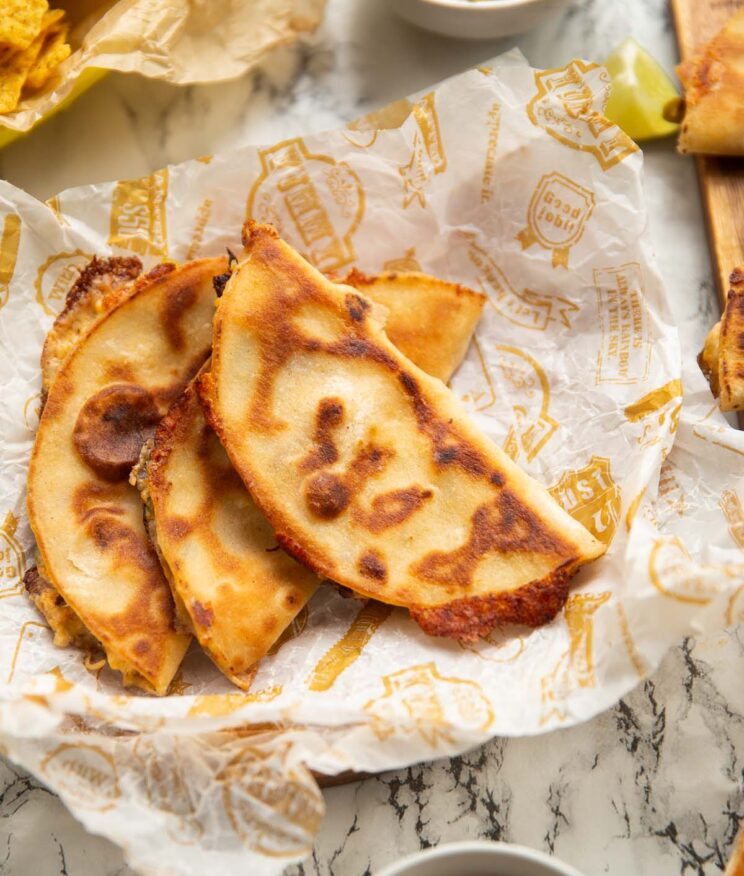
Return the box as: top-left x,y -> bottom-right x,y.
399,92 -> 447,208
247,137 -> 364,274
527,60 -> 638,170
549,456 -> 621,545
468,242 -> 578,330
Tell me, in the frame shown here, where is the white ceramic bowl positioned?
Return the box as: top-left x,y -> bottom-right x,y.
389,0 -> 574,40
374,840 -> 584,876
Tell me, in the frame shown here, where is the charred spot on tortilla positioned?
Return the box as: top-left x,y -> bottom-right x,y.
73,384 -> 161,481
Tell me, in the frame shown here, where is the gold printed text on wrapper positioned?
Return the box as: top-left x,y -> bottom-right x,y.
220,745 -> 324,858
267,606 -> 309,656
40,744 -> 120,811
23,392 -> 42,433
549,456 -> 621,546
383,247 -> 422,272
721,490 -> 744,552
186,198 -> 213,261
462,341 -> 558,463
45,195 -> 67,226
307,601 -> 392,692
460,631 -> 525,665
34,250 -> 94,316
480,102 -> 501,204
134,738 -> 204,844
187,686 -> 283,718
399,92 -> 447,208
247,138 -> 364,274
468,242 -> 578,331
649,537 -> 722,605
516,173 -> 595,269
7,621 -> 48,684
624,379 -> 683,451
655,460 -> 688,520
0,512 -> 25,600
364,663 -> 494,746
595,263 -> 652,385
527,60 -> 638,170
108,170 -> 169,258
0,214 -> 20,309
540,592 -> 612,725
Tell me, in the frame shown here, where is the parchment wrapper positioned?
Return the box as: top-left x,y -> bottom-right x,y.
0,0 -> 326,133
0,52 -> 743,876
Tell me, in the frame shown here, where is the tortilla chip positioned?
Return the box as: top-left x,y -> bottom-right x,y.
0,0 -> 48,52
0,35 -> 43,113
23,21 -> 70,93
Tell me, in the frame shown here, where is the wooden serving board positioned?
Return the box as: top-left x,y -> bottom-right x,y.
671,0 -> 744,309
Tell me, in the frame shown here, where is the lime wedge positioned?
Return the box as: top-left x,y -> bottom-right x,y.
603,38 -> 680,142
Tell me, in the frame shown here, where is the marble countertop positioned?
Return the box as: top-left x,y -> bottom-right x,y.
1,0 -> 740,874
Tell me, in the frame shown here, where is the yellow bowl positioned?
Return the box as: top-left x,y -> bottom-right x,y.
0,67 -> 108,150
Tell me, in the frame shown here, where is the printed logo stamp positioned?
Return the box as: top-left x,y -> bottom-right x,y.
221,745 -> 323,857
527,60 -> 638,170
35,249 -> 94,316
364,663 -> 493,747
41,743 -> 120,811
247,137 -> 364,274
517,172 -> 595,268
460,341 -> 558,464
549,456 -> 621,546
108,170 -> 169,258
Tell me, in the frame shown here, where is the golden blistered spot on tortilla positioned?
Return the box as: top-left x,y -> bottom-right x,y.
412,491 -> 572,588
73,384 -> 160,481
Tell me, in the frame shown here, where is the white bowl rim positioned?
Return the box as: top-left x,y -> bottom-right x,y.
404,0 -> 561,11
374,840 -> 585,876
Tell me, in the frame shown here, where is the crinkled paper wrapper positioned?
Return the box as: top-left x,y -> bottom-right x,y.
1,0 -> 326,133
0,51 -> 743,876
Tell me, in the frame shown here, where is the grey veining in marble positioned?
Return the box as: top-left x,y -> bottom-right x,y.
1,0 -> 740,873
